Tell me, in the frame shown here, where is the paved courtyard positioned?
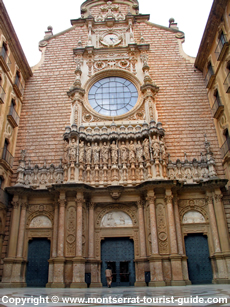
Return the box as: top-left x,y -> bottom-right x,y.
0,284 -> 230,307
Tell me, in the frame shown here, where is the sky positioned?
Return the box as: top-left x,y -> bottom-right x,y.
4,0 -> 213,67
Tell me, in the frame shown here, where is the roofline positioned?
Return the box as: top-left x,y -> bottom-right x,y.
195,0 -> 228,71
0,0 -> 33,79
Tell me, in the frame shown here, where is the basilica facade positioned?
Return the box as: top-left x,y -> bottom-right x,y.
0,0 -> 230,287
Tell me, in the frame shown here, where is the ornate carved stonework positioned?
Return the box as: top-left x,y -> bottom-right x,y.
26,204 -> 54,228
29,216 -> 52,228
101,211 -> 133,227
66,206 -> 76,256
96,204 -> 137,228
156,204 -> 169,254
182,211 -> 206,224
178,199 -> 208,224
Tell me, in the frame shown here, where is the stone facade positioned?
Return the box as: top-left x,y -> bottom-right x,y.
0,0 -> 230,288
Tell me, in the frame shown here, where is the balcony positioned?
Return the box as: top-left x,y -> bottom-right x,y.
0,189 -> 9,207
0,85 -> 6,104
205,65 -> 215,88
221,137 -> 230,158
215,34 -> 229,61
0,148 -> 14,169
7,105 -> 20,128
13,76 -> 24,98
0,47 -> 11,72
224,71 -> 230,93
211,95 -> 224,119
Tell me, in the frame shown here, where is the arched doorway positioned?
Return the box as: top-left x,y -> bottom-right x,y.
101,237 -> 135,287
26,238 -> 50,287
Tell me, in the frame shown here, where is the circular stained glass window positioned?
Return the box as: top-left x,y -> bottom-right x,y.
88,77 -> 138,116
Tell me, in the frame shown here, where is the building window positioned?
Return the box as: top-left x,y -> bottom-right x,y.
88,77 -> 138,116
224,61 -> 230,93
221,129 -> 230,158
0,41 -> 11,71
212,89 -> 224,119
215,31 -> 229,61
205,62 -> 215,88
1,139 -> 13,167
14,70 -> 24,96
0,75 -> 5,104
7,99 -> 19,127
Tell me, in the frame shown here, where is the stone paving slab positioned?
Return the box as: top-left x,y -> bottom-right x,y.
0,285 -> 229,307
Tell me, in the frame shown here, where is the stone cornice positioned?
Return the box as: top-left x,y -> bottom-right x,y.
0,0 -> 32,79
195,0 -> 228,71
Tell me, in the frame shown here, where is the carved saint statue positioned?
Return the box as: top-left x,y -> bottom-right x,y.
101,141 -> 109,164
79,140 -> 85,163
143,138 -> 150,161
110,140 -> 118,164
120,141 -> 128,164
69,138 -> 77,162
85,142 -> 92,164
93,142 -> 100,164
128,140 -> 136,163
159,136 -> 167,160
152,135 -> 160,159
136,140 -> 144,163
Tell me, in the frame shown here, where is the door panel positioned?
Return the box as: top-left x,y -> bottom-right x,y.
26,238 -> 50,287
101,238 -> 135,286
185,234 -> 213,284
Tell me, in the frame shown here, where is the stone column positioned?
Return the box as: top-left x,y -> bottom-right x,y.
137,200 -> 147,258
1,198 -> 21,285
174,197 -> 190,284
147,190 -> 165,287
71,192 -> 87,288
165,189 -> 185,286
10,202 -> 28,286
51,193 -> 66,288
47,201 -> 59,287
88,202 -> 95,259
207,193 -> 229,282
214,190 -> 230,281
135,200 -> 147,287
213,190 -> 230,252
88,202 -> 102,287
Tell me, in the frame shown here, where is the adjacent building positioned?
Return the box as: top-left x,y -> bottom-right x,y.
0,0 -> 32,278
0,0 -> 230,288
195,0 -> 230,237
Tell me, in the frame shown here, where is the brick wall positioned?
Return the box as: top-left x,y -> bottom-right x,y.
11,20 -> 225,184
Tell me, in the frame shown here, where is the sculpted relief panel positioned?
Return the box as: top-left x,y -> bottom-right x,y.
182,211 -> 206,224
101,211 -> 133,227
29,216 -> 52,228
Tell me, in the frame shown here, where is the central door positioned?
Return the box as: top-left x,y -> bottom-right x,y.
101,238 -> 135,286
26,238 -> 50,287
